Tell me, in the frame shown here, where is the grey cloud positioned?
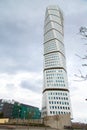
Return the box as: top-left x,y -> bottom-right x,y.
0,0 -> 87,75
0,1 -> 43,74
20,80 -> 42,93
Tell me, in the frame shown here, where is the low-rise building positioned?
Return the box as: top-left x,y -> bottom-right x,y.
0,99 -> 41,119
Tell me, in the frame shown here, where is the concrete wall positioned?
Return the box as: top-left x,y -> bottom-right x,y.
9,118 -> 43,125
0,114 -> 71,130
0,118 -> 9,124
43,114 -> 71,130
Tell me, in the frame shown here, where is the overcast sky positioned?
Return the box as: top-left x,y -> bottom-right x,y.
0,0 -> 87,123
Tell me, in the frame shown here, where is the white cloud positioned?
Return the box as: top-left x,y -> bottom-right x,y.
0,72 -> 42,108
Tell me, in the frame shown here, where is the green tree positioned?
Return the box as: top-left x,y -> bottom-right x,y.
0,112 -> 3,118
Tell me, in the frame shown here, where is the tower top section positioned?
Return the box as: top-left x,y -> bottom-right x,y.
45,5 -> 64,27
46,5 -> 60,10
46,5 -> 63,15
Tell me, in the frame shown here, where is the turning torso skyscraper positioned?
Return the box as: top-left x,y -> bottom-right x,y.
42,5 -> 71,117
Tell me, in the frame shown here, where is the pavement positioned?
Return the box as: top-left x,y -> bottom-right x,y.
0,125 -> 57,130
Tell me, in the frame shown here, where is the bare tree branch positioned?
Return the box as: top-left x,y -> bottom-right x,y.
74,70 -> 87,81
75,54 -> 87,60
79,27 -> 87,38
74,27 -> 87,81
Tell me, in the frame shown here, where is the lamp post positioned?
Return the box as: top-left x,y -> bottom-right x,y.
27,111 -> 31,130
24,111 -> 26,120
17,109 -> 20,126
23,111 -> 26,125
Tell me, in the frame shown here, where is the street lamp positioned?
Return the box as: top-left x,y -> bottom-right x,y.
24,111 -> 26,120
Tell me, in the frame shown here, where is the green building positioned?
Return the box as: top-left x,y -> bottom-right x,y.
12,102 -> 41,119
0,99 -> 41,119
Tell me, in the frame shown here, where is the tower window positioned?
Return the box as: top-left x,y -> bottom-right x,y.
50,111 -> 52,114
53,111 -> 55,114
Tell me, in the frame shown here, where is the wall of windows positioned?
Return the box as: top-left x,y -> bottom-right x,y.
44,54 -> 65,69
44,69 -> 68,89
44,39 -> 65,55
47,91 -> 71,115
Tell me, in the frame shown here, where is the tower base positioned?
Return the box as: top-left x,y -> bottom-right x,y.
43,114 -> 72,130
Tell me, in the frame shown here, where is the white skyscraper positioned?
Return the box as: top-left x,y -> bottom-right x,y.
42,5 -> 72,118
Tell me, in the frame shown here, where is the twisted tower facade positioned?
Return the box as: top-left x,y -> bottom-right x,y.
42,5 -> 71,117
